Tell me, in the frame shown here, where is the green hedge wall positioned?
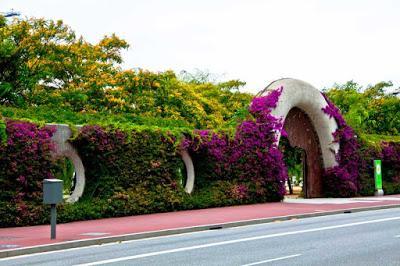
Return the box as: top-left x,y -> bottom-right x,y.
1,119 -> 400,227
0,121 -> 265,227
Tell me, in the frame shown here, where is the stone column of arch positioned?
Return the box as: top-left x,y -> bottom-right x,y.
50,124 -> 85,203
179,149 -> 195,194
259,78 -> 339,169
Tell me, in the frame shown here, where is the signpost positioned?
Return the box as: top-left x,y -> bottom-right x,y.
374,160 -> 384,196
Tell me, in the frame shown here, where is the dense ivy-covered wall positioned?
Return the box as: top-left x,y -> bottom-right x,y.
0,89 -> 286,227
1,89 -> 400,227
72,125 -> 182,199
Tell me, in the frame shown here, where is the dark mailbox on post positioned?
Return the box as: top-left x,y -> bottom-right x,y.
43,179 -> 63,239
43,179 -> 63,204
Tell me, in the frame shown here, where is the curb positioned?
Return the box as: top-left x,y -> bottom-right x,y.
1,203 -> 399,259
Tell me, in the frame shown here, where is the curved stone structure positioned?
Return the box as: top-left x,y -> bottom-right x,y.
50,124 -> 85,203
259,78 -> 339,169
179,149 -> 195,193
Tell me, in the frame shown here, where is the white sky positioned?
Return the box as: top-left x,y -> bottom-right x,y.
2,0 -> 400,93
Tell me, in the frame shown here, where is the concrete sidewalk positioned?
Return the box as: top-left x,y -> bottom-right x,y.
1,195 -> 400,258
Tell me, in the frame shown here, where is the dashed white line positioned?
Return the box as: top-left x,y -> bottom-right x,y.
241,254 -> 302,265
74,216 -> 400,266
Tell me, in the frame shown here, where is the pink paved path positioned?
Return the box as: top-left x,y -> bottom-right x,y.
1,195 -> 399,250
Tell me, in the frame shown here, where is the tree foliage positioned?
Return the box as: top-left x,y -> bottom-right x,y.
324,81 -> 400,135
0,16 -> 252,129
0,17 -> 128,106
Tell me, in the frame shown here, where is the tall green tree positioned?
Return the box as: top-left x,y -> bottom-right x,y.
0,16 -> 128,106
324,81 -> 400,135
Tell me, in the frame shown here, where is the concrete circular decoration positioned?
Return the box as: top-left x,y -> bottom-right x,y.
50,124 -> 85,203
179,149 -> 195,194
258,78 -> 339,169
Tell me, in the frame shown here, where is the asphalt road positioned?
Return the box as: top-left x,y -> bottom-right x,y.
1,208 -> 400,266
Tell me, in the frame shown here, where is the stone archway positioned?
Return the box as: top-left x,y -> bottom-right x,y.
259,78 -> 339,198
50,124 -> 85,203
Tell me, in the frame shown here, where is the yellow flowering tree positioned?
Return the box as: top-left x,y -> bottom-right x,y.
0,16 -> 253,128
0,16 -> 128,107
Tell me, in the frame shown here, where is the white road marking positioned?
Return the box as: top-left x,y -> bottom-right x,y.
241,254 -> 302,265
0,229 -> 217,262
74,216 -> 400,266
0,245 -> 20,249
80,233 -> 110,236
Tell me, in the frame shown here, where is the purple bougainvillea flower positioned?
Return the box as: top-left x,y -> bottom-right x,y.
320,92 -> 361,197
182,86 -> 288,200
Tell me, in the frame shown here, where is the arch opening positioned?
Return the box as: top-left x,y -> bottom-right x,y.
53,157 -> 77,198
280,137 -> 306,198
282,107 -> 324,198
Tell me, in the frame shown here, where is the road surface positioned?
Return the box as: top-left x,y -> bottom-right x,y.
1,207 -> 400,265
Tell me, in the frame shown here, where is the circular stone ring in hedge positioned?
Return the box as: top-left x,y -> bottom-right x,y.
259,78 -> 339,169
50,124 -> 85,203
179,149 -> 195,193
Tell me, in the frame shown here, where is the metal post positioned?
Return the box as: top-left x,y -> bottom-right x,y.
43,179 -> 62,240
50,204 -> 57,239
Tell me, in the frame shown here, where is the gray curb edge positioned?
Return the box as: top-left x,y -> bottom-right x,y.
1,203 -> 399,259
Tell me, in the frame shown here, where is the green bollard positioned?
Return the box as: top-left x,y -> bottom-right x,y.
374,160 -> 384,196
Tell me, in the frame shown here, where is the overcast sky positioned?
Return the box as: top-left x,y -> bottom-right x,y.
2,0 -> 399,93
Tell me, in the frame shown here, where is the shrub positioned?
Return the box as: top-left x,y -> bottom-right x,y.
72,125 -> 184,199
321,97 -> 400,197
381,142 -> 400,194
358,145 -> 380,196
321,93 -> 361,197
0,120 -> 56,226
